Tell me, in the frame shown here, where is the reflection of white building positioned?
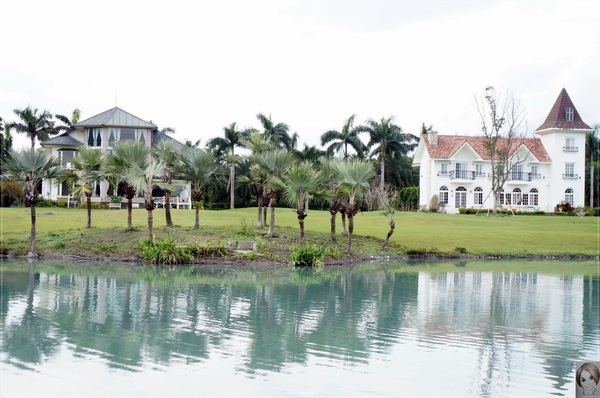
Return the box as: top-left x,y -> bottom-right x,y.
412,89 -> 592,213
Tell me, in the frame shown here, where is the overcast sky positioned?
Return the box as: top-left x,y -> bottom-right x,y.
2,0 -> 599,152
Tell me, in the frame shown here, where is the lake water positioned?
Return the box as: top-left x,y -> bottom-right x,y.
1,259 -> 598,397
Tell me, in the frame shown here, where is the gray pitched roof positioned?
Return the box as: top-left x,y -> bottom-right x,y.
75,107 -> 157,129
40,132 -> 83,147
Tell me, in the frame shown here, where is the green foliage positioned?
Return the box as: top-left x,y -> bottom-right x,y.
186,240 -> 228,257
323,244 -> 342,260
37,197 -> 58,207
398,186 -> 419,211
289,244 -> 325,267
139,236 -> 193,265
454,247 -> 468,254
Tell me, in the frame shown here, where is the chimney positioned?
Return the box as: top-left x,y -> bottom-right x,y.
429,130 -> 438,146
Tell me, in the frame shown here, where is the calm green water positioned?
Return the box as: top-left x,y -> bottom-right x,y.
1,259 -> 598,397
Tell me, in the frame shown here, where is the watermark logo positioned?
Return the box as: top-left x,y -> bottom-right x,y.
576,362 -> 600,397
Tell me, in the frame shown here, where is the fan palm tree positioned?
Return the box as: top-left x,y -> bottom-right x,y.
256,113 -> 292,151
207,122 -> 252,209
153,139 -> 183,226
127,160 -> 170,240
56,146 -> 105,228
294,143 -> 326,162
104,142 -> 150,229
253,149 -> 296,236
239,131 -> 276,227
1,148 -> 63,256
271,161 -> 326,243
336,159 -> 375,254
321,114 -> 368,159
318,156 -> 346,242
10,106 -> 56,148
55,109 -> 81,133
174,148 -> 222,230
360,116 -> 417,189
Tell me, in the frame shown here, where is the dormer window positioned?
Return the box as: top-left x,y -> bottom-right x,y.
565,107 -> 574,122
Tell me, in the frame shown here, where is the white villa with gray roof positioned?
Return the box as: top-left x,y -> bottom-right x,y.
40,107 -> 181,203
412,89 -> 592,214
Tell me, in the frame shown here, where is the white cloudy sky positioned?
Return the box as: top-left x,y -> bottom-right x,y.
1,0 -> 599,151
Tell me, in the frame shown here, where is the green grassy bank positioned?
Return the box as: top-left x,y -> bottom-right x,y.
1,207 -> 598,263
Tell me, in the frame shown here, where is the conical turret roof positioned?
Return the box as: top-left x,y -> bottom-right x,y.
535,88 -> 591,132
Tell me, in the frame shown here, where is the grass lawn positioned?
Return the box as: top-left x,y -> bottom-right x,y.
0,206 -> 598,260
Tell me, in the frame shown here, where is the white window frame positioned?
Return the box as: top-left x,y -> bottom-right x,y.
439,186 -> 449,204
473,187 -> 483,205
565,188 -> 574,205
455,186 -> 467,208
565,107 -> 574,122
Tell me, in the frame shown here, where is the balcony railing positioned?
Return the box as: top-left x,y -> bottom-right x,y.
562,173 -> 578,179
563,146 -> 578,152
507,172 -> 532,181
449,170 -> 475,180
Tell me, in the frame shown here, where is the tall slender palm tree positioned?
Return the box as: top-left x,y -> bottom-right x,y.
55,109 -> 81,133
174,148 -> 222,230
56,146 -> 105,228
321,114 -> 367,159
253,149 -> 296,236
360,116 -> 417,189
336,159 -> 375,254
153,139 -> 183,226
256,113 -> 292,151
1,148 -> 63,256
0,117 -> 13,163
104,142 -> 150,229
207,122 -> 252,209
271,161 -> 326,243
10,106 -> 56,148
127,160 -> 168,240
294,144 -> 326,162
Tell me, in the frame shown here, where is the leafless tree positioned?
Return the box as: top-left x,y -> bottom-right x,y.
475,86 -> 528,214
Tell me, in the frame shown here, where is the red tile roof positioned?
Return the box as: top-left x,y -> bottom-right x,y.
536,88 -> 591,131
422,134 -> 551,162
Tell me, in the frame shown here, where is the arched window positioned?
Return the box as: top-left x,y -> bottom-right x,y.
474,187 -> 483,205
455,186 -> 467,208
439,186 -> 448,204
529,188 -> 538,206
497,188 -> 505,205
565,188 -> 574,205
512,188 -> 522,205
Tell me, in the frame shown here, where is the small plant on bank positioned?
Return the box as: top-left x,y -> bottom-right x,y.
139,236 -> 193,265
289,244 -> 325,267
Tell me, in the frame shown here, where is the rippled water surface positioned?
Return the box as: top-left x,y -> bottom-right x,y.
1,259 -> 598,397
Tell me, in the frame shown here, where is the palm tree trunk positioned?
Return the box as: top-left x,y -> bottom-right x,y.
86,195 -> 92,228
147,209 -> 154,240
28,203 -> 37,257
340,211 -> 348,236
257,192 -> 263,228
230,163 -> 235,209
382,219 -> 395,249
268,197 -> 276,236
299,218 -> 305,244
347,214 -> 354,255
127,199 -> 133,229
380,156 -> 385,190
329,211 -> 337,242
165,191 -> 173,227
194,202 -> 200,229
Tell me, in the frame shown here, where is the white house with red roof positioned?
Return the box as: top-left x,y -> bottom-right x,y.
412,89 -> 592,214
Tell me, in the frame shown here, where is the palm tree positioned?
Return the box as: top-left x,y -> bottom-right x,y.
360,116 -> 417,189
207,122 -> 251,209
294,143 -> 326,162
153,139 -> 183,226
56,146 -> 104,228
239,131 -> 276,227
127,160 -> 168,240
10,106 -> 56,148
271,161 -> 326,243
174,148 -> 222,229
1,148 -> 63,256
104,142 -> 150,229
0,117 -> 13,163
321,114 -> 367,159
319,156 -> 346,242
336,159 -> 375,254
256,113 -> 292,150
55,109 -> 81,133
253,149 -> 296,236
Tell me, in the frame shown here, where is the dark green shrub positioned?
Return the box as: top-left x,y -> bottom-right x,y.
290,244 -> 325,267
139,236 -> 193,265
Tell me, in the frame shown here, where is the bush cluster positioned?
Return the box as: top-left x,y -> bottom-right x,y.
139,236 -> 228,265
289,244 -> 325,267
